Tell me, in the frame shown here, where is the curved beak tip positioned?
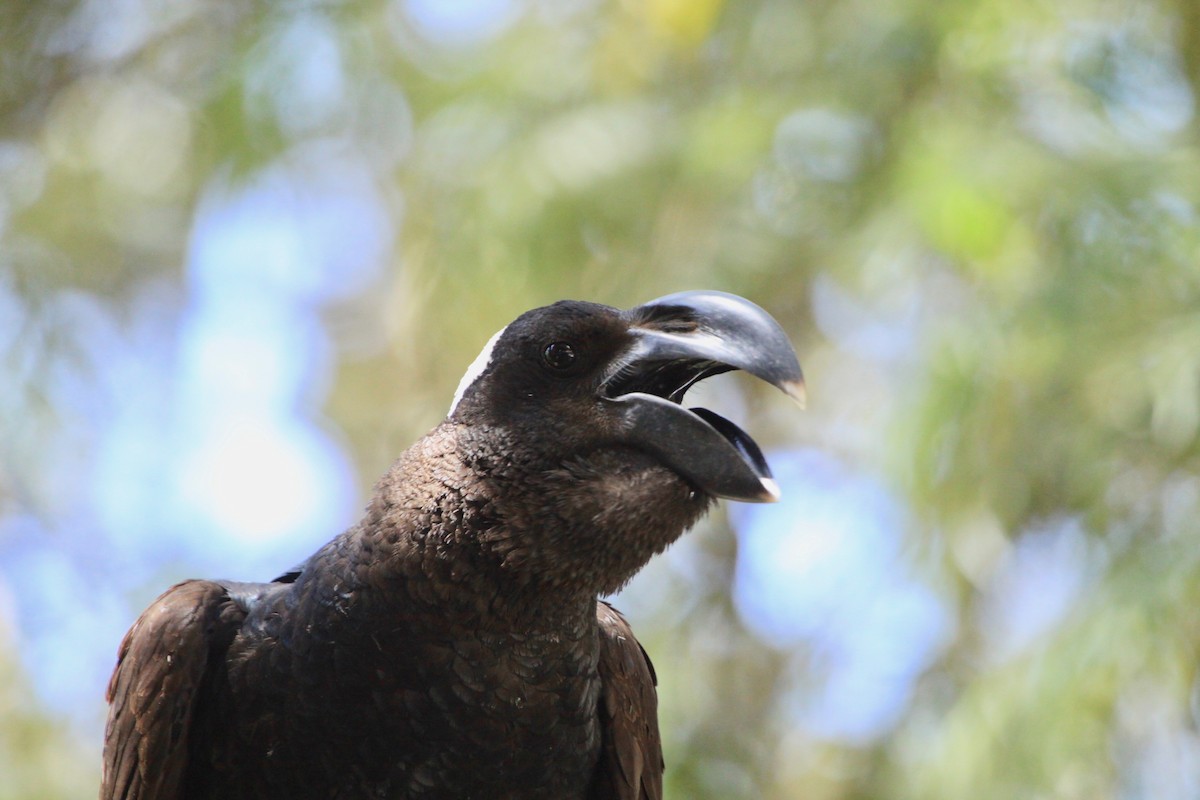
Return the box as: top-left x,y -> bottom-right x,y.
759,477 -> 782,503
782,378 -> 807,409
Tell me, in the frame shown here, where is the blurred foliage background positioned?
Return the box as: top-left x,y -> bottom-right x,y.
3,0 -> 1200,797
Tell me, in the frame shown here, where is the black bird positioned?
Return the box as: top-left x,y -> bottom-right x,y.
101,290 -> 803,800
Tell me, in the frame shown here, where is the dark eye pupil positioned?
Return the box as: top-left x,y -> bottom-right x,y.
543,342 -> 576,370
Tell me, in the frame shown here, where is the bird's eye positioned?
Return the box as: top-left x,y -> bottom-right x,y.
542,342 -> 577,371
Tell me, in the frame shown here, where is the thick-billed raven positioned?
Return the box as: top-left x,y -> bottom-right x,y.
102,291 -> 803,799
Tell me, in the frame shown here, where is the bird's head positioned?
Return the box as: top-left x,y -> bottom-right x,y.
447,290 -> 804,505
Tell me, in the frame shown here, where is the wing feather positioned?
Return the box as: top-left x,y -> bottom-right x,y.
101,580 -> 243,800
590,601 -> 664,800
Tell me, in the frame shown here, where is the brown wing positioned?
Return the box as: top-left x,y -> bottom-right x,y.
101,580 -> 244,800
590,601 -> 664,800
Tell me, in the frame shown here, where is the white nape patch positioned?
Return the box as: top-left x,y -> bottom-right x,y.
448,325 -> 507,417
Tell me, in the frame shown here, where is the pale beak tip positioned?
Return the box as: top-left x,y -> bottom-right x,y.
783,378 -> 807,409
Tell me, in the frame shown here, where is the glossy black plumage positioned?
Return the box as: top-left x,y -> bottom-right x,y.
102,293 -> 802,800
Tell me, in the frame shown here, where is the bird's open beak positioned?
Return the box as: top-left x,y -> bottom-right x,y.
600,291 -> 804,503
